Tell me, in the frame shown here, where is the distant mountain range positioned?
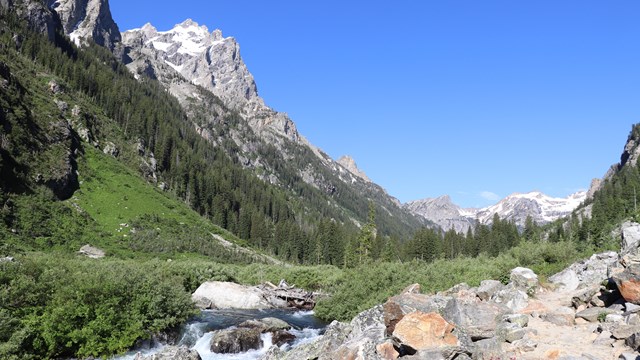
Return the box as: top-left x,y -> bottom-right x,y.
405,191 -> 587,233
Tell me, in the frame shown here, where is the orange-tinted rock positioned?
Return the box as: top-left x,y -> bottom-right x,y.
376,341 -> 399,360
613,265 -> 640,304
392,311 -> 459,351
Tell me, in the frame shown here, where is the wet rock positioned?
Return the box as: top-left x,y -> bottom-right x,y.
261,320 -> 351,360
271,330 -> 296,347
210,328 -> 262,354
392,311 -> 459,351
239,317 -> 291,332
134,346 -> 201,360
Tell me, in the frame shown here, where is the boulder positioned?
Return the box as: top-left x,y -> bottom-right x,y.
271,330 -> 296,347
576,307 -> 619,322
571,286 -> 600,308
621,221 -> 640,255
239,317 -> 291,332
443,298 -> 507,340
376,340 -> 400,360
383,293 -> 451,335
496,322 -> 526,343
510,267 -> 539,294
492,286 -> 529,312
549,268 -> 580,292
612,264 -> 640,305
192,281 -> 272,309
541,306 -> 575,326
134,346 -> 201,360
78,244 -> 105,259
503,313 -> 529,328
610,324 -> 640,340
210,328 -> 262,354
392,311 -> 459,351
102,141 -> 119,157
472,338 -> 506,360
260,320 -> 351,360
476,280 -> 504,301
626,332 -> 640,351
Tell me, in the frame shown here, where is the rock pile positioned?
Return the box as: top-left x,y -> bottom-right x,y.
261,222 -> 640,360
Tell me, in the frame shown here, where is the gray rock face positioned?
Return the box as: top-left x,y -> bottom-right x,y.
0,0 -> 57,41
549,251 -> 619,291
404,195 -> 476,234
121,20 -> 300,143
48,0 -> 121,50
337,155 -> 370,183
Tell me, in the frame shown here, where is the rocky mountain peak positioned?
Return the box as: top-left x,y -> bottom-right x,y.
407,190 -> 586,233
48,0 -> 121,50
337,155 -> 370,182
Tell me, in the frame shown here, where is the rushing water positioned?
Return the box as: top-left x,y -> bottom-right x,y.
111,309 -> 327,360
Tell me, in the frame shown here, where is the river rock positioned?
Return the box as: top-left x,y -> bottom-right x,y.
392,311 -> 459,351
134,346 -> 201,360
272,330 -> 296,346
192,281 -> 272,309
239,317 -> 291,332
210,328 -> 262,354
261,320 -> 351,360
612,264 -> 640,305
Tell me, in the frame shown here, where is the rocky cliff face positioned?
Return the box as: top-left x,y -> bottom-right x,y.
337,155 -> 371,183
47,0 -> 121,50
405,195 -> 476,233
121,20 -> 300,143
407,191 -> 586,233
0,0 -> 57,41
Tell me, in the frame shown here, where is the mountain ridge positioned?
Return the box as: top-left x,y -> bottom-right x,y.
406,190 -> 587,233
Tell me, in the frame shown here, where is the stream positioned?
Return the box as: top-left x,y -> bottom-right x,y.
111,309 -> 327,360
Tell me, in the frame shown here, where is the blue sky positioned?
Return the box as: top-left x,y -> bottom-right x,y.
110,1 -> 640,208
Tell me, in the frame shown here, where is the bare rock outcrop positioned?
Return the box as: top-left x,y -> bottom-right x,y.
48,0 -> 121,50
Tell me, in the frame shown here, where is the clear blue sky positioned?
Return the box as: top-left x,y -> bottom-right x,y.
110,1 -> 640,208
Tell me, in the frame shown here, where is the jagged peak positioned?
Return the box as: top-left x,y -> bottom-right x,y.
337,155 -> 371,182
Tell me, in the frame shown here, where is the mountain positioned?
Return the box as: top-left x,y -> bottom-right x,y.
404,195 -> 476,233
117,19 -> 427,237
406,191 -> 586,232
48,0 -> 121,50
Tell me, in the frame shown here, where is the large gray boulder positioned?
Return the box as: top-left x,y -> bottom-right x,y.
192,281 -> 272,309
550,252 -> 619,291
621,221 -> 640,255
510,267 -> 539,294
443,298 -> 508,340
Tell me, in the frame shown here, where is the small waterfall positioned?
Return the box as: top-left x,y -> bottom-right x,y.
109,309 -> 326,360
